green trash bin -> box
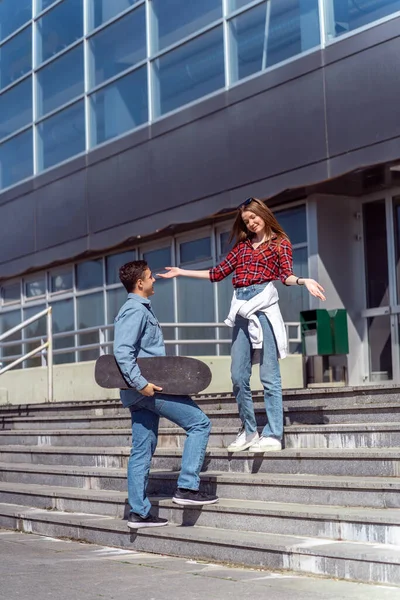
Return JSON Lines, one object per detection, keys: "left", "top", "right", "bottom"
{"left": 300, "top": 309, "right": 349, "bottom": 357}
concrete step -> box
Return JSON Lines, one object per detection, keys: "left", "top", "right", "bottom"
{"left": 2, "top": 482, "right": 400, "bottom": 545}
{"left": 1, "top": 462, "right": 400, "bottom": 508}
{"left": 2, "top": 422, "right": 400, "bottom": 450}
{"left": 1, "top": 445, "right": 400, "bottom": 477}
{"left": 1, "top": 502, "right": 400, "bottom": 585}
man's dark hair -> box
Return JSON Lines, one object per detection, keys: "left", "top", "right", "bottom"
{"left": 119, "top": 260, "right": 149, "bottom": 293}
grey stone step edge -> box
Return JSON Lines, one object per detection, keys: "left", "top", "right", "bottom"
{"left": 1, "top": 503, "right": 400, "bottom": 586}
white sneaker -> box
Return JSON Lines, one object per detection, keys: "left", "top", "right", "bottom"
{"left": 249, "top": 436, "right": 282, "bottom": 453}
{"left": 227, "top": 428, "right": 259, "bottom": 452}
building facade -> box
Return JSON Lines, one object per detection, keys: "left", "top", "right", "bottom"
{"left": 1, "top": 0, "right": 400, "bottom": 387}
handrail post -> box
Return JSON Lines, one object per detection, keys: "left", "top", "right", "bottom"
{"left": 47, "top": 307, "right": 53, "bottom": 403}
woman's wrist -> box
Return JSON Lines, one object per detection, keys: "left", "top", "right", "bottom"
{"left": 296, "top": 277, "right": 306, "bottom": 286}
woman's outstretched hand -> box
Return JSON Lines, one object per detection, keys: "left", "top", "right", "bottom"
{"left": 304, "top": 279, "right": 326, "bottom": 301}
{"left": 158, "top": 267, "right": 181, "bottom": 279}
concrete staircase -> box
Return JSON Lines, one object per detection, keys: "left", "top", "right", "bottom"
{"left": 1, "top": 385, "right": 400, "bottom": 585}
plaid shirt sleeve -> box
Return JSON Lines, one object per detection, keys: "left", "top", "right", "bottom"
{"left": 209, "top": 246, "right": 239, "bottom": 282}
{"left": 278, "top": 238, "right": 293, "bottom": 283}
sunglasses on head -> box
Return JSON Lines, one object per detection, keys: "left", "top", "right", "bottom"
{"left": 237, "top": 197, "right": 254, "bottom": 210}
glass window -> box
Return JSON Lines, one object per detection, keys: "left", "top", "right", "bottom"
{"left": 0, "top": 77, "right": 32, "bottom": 141}
{"left": 177, "top": 278, "right": 216, "bottom": 355}
{"left": 151, "top": 0, "right": 222, "bottom": 53}
{"left": 25, "top": 276, "right": 46, "bottom": 299}
{"left": 0, "top": 309, "right": 22, "bottom": 368}
{"left": 2, "top": 282, "right": 21, "bottom": 304}
{"left": 368, "top": 315, "right": 392, "bottom": 381}
{"left": 107, "top": 287, "right": 127, "bottom": 323}
{"left": 329, "top": 0, "right": 400, "bottom": 39}
{"left": 51, "top": 298, "right": 75, "bottom": 364}
{"left": 142, "top": 247, "right": 172, "bottom": 272}
{"left": 37, "top": 0, "right": 83, "bottom": 65}
{"left": 219, "top": 231, "right": 234, "bottom": 256}
{"left": 363, "top": 200, "right": 389, "bottom": 309}
{"left": 0, "top": 128, "right": 33, "bottom": 190}
{"left": 88, "top": 0, "right": 141, "bottom": 30}
{"left": 275, "top": 205, "right": 307, "bottom": 245}
{"left": 76, "top": 260, "right": 103, "bottom": 290}
{"left": 37, "top": 100, "right": 85, "bottom": 171}
{"left": 0, "top": 0, "right": 31, "bottom": 43}
{"left": 50, "top": 269, "right": 73, "bottom": 293}
{"left": 229, "top": 0, "right": 254, "bottom": 11}
{"left": 230, "top": 0, "right": 320, "bottom": 83}
{"left": 180, "top": 237, "right": 212, "bottom": 264}
{"left": 76, "top": 292, "right": 105, "bottom": 361}
{"left": 37, "top": 1, "right": 59, "bottom": 14}
{"left": 23, "top": 303, "right": 47, "bottom": 368}
{"left": 106, "top": 251, "right": 134, "bottom": 285}
{"left": 154, "top": 26, "right": 224, "bottom": 116}
{"left": 90, "top": 67, "right": 148, "bottom": 146}
{"left": 37, "top": 45, "right": 84, "bottom": 118}
{"left": 89, "top": 7, "right": 146, "bottom": 89}
{"left": 0, "top": 26, "right": 32, "bottom": 90}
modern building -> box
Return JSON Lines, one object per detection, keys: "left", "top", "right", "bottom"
{"left": 1, "top": 0, "right": 400, "bottom": 393}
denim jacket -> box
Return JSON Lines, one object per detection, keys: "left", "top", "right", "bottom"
{"left": 114, "top": 293, "right": 165, "bottom": 407}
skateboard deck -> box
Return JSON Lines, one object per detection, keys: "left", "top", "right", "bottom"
{"left": 94, "top": 354, "right": 212, "bottom": 395}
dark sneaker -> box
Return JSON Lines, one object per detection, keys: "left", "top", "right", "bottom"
{"left": 127, "top": 513, "right": 169, "bottom": 529}
{"left": 172, "top": 489, "right": 219, "bottom": 506}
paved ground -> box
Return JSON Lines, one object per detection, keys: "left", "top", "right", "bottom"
{"left": 1, "top": 530, "right": 400, "bottom": 600}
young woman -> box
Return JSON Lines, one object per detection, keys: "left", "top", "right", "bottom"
{"left": 159, "top": 198, "right": 325, "bottom": 453}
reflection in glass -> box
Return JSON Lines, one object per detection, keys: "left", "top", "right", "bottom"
{"left": 52, "top": 298, "right": 75, "bottom": 364}
{"left": 90, "top": 67, "right": 148, "bottom": 146}
{"left": 89, "top": 7, "right": 146, "bottom": 88}
{"left": 106, "top": 287, "right": 127, "bottom": 344}
{"left": 154, "top": 26, "right": 224, "bottom": 116}
{"left": 76, "top": 260, "right": 103, "bottom": 291}
{"left": 77, "top": 292, "right": 105, "bottom": 361}
{"left": 37, "top": 1, "right": 59, "bottom": 14}
{"left": 23, "top": 304, "right": 46, "bottom": 368}
{"left": 25, "top": 277, "right": 46, "bottom": 298}
{"left": 142, "top": 247, "right": 172, "bottom": 272}
{"left": 37, "top": 45, "right": 84, "bottom": 117}
{"left": 0, "top": 309, "right": 22, "bottom": 367}
{"left": 0, "top": 27, "right": 32, "bottom": 90}
{"left": 368, "top": 315, "right": 392, "bottom": 381}
{"left": 106, "top": 252, "right": 134, "bottom": 285}
{"left": 0, "top": 0, "right": 31, "bottom": 43}
{"left": 177, "top": 278, "right": 215, "bottom": 355}
{"left": 329, "top": 0, "right": 400, "bottom": 39}
{"left": 180, "top": 238, "right": 212, "bottom": 264}
{"left": 37, "top": 0, "right": 83, "bottom": 65}
{"left": 0, "top": 77, "right": 32, "bottom": 141}
{"left": 88, "top": 0, "right": 141, "bottom": 31}
{"left": 363, "top": 200, "right": 389, "bottom": 309}
{"left": 152, "top": 0, "right": 221, "bottom": 52}
{"left": 0, "top": 128, "right": 33, "bottom": 190}
{"left": 276, "top": 205, "right": 307, "bottom": 245}
{"left": 37, "top": 101, "right": 85, "bottom": 170}
{"left": 230, "top": 0, "right": 320, "bottom": 83}
{"left": 50, "top": 270, "right": 73, "bottom": 293}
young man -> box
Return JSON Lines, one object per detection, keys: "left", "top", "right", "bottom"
{"left": 114, "top": 260, "right": 218, "bottom": 529}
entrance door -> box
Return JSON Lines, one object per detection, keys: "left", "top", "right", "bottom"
{"left": 361, "top": 196, "right": 400, "bottom": 382}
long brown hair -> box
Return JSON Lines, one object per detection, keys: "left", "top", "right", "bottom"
{"left": 230, "top": 198, "right": 289, "bottom": 246}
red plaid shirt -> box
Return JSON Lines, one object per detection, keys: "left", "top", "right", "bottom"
{"left": 209, "top": 237, "right": 293, "bottom": 288}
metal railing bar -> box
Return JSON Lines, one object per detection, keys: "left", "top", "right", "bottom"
{"left": 0, "top": 308, "right": 50, "bottom": 341}
{"left": 0, "top": 342, "right": 49, "bottom": 374}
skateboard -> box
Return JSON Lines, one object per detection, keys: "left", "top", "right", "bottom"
{"left": 94, "top": 354, "right": 212, "bottom": 395}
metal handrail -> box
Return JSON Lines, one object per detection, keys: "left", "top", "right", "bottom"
{"left": 0, "top": 307, "right": 53, "bottom": 402}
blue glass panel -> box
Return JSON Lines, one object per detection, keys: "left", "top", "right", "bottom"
{"left": 142, "top": 247, "right": 172, "bottom": 272}
{"left": 37, "top": 1, "right": 59, "bottom": 14}
{"left": 106, "top": 251, "right": 135, "bottom": 285}
{"left": 229, "top": 0, "right": 253, "bottom": 11}
{"left": 76, "top": 260, "right": 103, "bottom": 291}
{"left": 0, "top": 27, "right": 32, "bottom": 90}
{"left": 231, "top": 0, "right": 320, "bottom": 83}
{"left": 180, "top": 238, "right": 212, "bottom": 264}
{"left": 275, "top": 205, "right": 307, "bottom": 245}
{"left": 155, "top": 26, "right": 224, "bottom": 116}
{"left": 152, "top": 0, "right": 221, "bottom": 52}
{"left": 88, "top": 0, "right": 141, "bottom": 30}
{"left": 89, "top": 7, "right": 146, "bottom": 88}
{"left": 37, "top": 0, "right": 83, "bottom": 65}
{"left": 91, "top": 67, "right": 148, "bottom": 146}
{"left": 330, "top": 0, "right": 400, "bottom": 37}
{"left": 0, "top": 128, "right": 33, "bottom": 189}
{"left": 38, "top": 101, "right": 85, "bottom": 170}
{"left": 37, "top": 45, "right": 84, "bottom": 117}
{"left": 0, "top": 77, "right": 32, "bottom": 140}
{"left": 0, "top": 0, "right": 31, "bottom": 43}
{"left": 51, "top": 298, "right": 75, "bottom": 365}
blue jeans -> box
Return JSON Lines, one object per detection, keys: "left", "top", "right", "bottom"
{"left": 128, "top": 394, "right": 211, "bottom": 517}
{"left": 231, "top": 284, "right": 283, "bottom": 440}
